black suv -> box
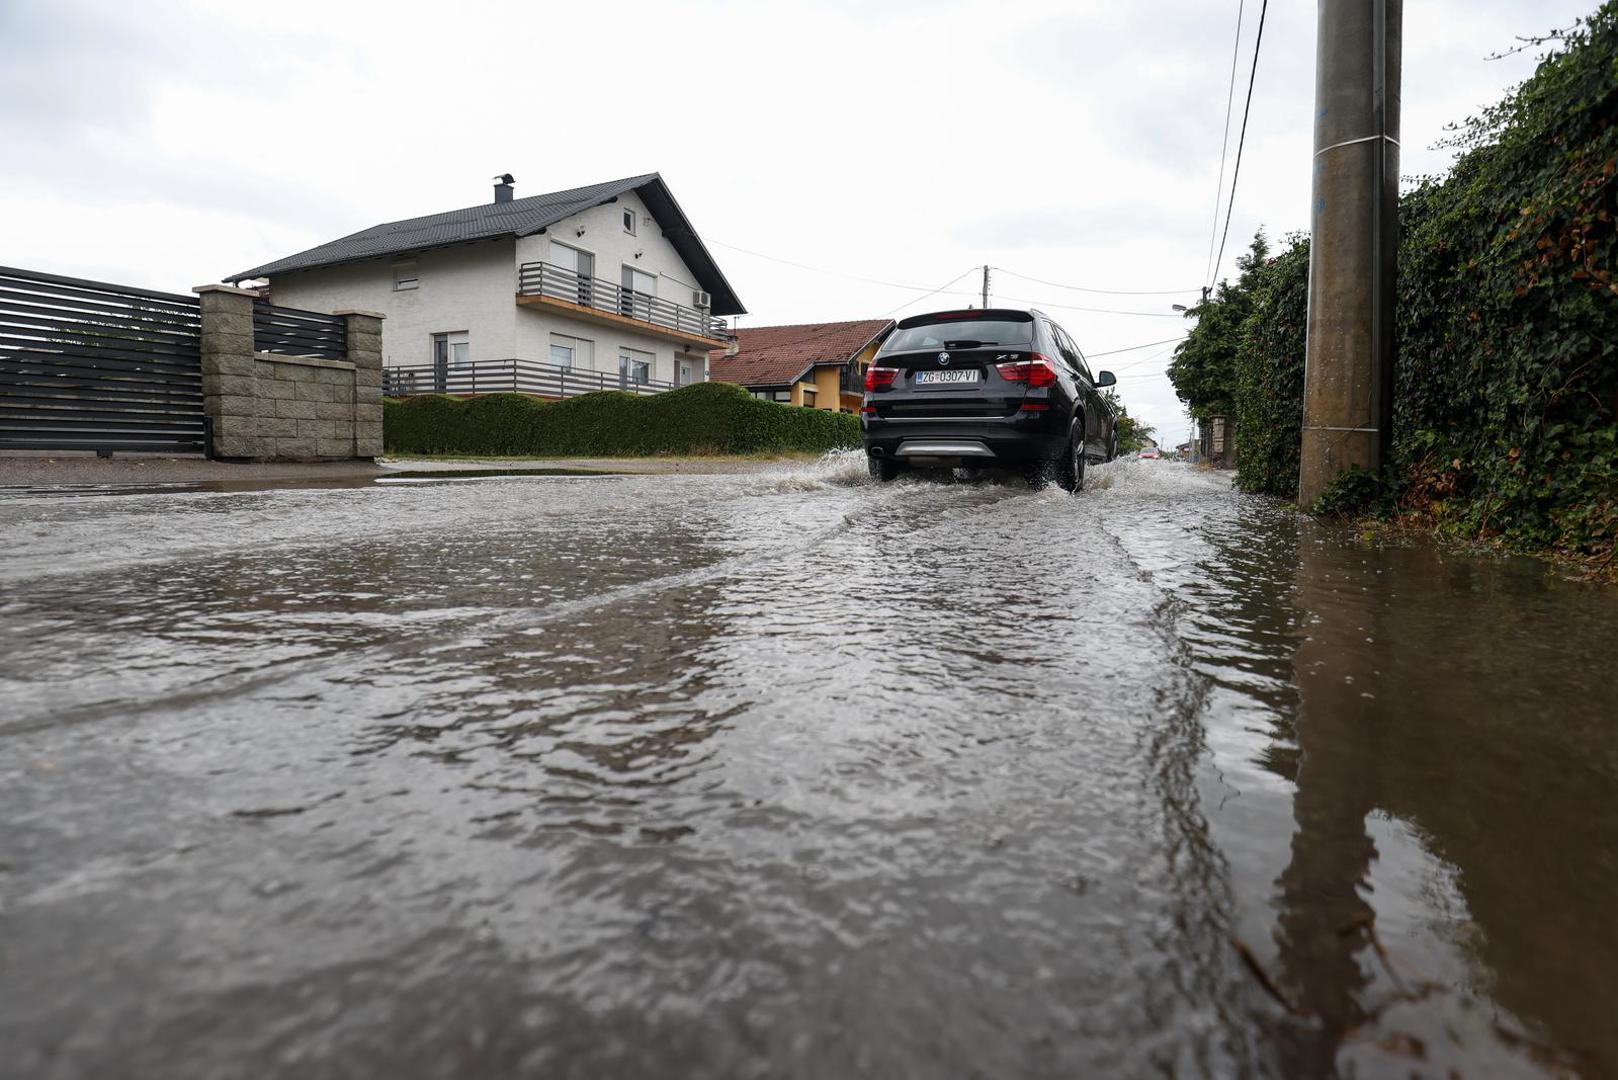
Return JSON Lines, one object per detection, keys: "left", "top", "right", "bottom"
{"left": 861, "top": 309, "right": 1117, "bottom": 490}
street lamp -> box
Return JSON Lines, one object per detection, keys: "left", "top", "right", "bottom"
{"left": 1171, "top": 304, "right": 1189, "bottom": 312}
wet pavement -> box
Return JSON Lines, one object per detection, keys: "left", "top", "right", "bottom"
{"left": 1, "top": 456, "right": 1614, "bottom": 1079}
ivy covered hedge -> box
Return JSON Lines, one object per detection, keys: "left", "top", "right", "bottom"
{"left": 384, "top": 381, "right": 861, "bottom": 457}
{"left": 1176, "top": 5, "right": 1617, "bottom": 564}
{"left": 1389, "top": 6, "right": 1617, "bottom": 559}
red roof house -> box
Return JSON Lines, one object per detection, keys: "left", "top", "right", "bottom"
{"left": 709, "top": 319, "right": 893, "bottom": 412}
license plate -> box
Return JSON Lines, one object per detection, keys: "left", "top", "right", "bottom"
{"left": 914, "top": 369, "right": 979, "bottom": 386}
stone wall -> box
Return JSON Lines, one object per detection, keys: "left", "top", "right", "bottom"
{"left": 195, "top": 285, "right": 382, "bottom": 461}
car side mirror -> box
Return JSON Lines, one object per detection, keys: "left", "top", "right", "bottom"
{"left": 1095, "top": 370, "right": 1117, "bottom": 387}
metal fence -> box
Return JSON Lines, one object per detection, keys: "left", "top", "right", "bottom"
{"left": 382, "top": 357, "right": 679, "bottom": 399}
{"left": 0, "top": 265, "right": 207, "bottom": 454}
{"left": 253, "top": 299, "right": 347, "bottom": 360}
{"left": 517, "top": 261, "right": 732, "bottom": 341}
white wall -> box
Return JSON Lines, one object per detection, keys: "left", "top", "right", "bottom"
{"left": 264, "top": 189, "right": 714, "bottom": 385}
{"left": 267, "top": 239, "right": 520, "bottom": 368}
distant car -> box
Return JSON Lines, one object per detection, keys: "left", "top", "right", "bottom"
{"left": 1137, "top": 447, "right": 1161, "bottom": 460}
{"left": 861, "top": 308, "right": 1117, "bottom": 491}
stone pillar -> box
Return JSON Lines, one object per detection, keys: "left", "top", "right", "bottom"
{"left": 336, "top": 310, "right": 385, "bottom": 459}
{"left": 195, "top": 284, "right": 262, "bottom": 460}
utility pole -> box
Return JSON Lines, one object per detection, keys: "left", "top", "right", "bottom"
{"left": 1298, "top": 0, "right": 1402, "bottom": 506}
{"left": 981, "top": 265, "right": 990, "bottom": 309}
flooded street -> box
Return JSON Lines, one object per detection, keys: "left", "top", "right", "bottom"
{"left": 2, "top": 457, "right": 1615, "bottom": 1079}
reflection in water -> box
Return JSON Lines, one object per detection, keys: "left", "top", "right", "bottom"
{"left": 1274, "top": 527, "right": 1615, "bottom": 1076}
{"left": 1279, "top": 534, "right": 1389, "bottom": 1061}
{"left": 0, "top": 460, "right": 1615, "bottom": 1078}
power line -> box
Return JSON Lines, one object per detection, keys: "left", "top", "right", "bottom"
{"left": 879, "top": 268, "right": 983, "bottom": 319}
{"left": 1085, "top": 335, "right": 1190, "bottom": 358}
{"left": 992, "top": 267, "right": 1201, "bottom": 297}
{"left": 991, "top": 292, "right": 1184, "bottom": 317}
{"left": 1205, "top": 0, "right": 1246, "bottom": 285}
{"left": 1108, "top": 341, "right": 1183, "bottom": 375}
{"left": 710, "top": 240, "right": 958, "bottom": 294}
{"left": 1209, "top": 0, "right": 1270, "bottom": 289}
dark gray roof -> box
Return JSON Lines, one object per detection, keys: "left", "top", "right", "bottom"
{"left": 229, "top": 172, "right": 745, "bottom": 316}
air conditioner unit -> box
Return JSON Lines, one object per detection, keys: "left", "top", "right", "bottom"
{"left": 692, "top": 289, "right": 712, "bottom": 309}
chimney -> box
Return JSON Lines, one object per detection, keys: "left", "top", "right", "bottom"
{"left": 493, "top": 173, "right": 515, "bottom": 203}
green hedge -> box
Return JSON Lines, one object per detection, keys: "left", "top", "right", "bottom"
{"left": 1232, "top": 237, "right": 1310, "bottom": 498}
{"left": 384, "top": 381, "right": 861, "bottom": 457}
{"left": 1387, "top": 5, "right": 1617, "bottom": 558}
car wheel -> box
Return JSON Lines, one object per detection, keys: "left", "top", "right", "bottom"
{"left": 1054, "top": 424, "right": 1085, "bottom": 493}
{"left": 868, "top": 455, "right": 904, "bottom": 483}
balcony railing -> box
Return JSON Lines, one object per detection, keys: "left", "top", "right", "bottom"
{"left": 382, "top": 357, "right": 678, "bottom": 399}
{"left": 518, "top": 261, "right": 732, "bottom": 341}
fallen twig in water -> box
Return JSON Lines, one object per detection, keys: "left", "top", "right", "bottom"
{"left": 1230, "top": 935, "right": 1298, "bottom": 1015}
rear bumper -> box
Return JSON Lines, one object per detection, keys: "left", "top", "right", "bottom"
{"left": 862, "top": 414, "right": 1066, "bottom": 466}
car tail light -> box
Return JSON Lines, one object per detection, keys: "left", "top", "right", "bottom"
{"left": 864, "top": 366, "right": 900, "bottom": 391}
{"left": 859, "top": 405, "right": 877, "bottom": 415}
{"left": 1020, "top": 402, "right": 1049, "bottom": 412}
{"left": 996, "top": 355, "right": 1059, "bottom": 388}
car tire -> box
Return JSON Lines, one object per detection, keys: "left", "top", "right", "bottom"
{"left": 1054, "top": 423, "right": 1085, "bottom": 493}
{"left": 868, "top": 455, "right": 904, "bottom": 483}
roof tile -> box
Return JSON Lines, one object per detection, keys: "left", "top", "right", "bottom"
{"left": 709, "top": 319, "right": 893, "bottom": 387}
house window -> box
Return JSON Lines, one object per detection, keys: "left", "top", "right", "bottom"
{"left": 622, "top": 208, "right": 636, "bottom": 235}
{"left": 394, "top": 261, "right": 419, "bottom": 291}
{"left": 619, "top": 266, "right": 656, "bottom": 320}
{"left": 550, "top": 333, "right": 593, "bottom": 371}
{"left": 771, "top": 390, "right": 791, "bottom": 402}
{"left": 619, "top": 347, "right": 654, "bottom": 386}
{"left": 550, "top": 241, "right": 595, "bottom": 306}
{"left": 431, "top": 331, "right": 469, "bottom": 388}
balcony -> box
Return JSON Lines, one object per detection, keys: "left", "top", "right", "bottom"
{"left": 517, "top": 261, "right": 733, "bottom": 347}
{"left": 383, "top": 357, "right": 677, "bottom": 399}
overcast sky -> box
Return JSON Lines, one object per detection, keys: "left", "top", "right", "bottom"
{"left": 0, "top": 0, "right": 1591, "bottom": 443}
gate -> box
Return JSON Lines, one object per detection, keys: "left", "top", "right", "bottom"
{"left": 0, "top": 265, "right": 207, "bottom": 454}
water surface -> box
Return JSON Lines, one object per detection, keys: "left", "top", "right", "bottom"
{"left": 2, "top": 457, "right": 1613, "bottom": 1078}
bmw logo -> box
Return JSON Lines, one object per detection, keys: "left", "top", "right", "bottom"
{"left": 938, "top": 351, "right": 951, "bottom": 366}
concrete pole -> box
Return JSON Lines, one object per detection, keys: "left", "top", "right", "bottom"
{"left": 1298, "top": 0, "right": 1402, "bottom": 506}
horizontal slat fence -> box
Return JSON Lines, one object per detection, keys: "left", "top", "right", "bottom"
{"left": 253, "top": 299, "right": 347, "bottom": 360}
{"left": 382, "top": 358, "right": 677, "bottom": 399}
{"left": 0, "top": 265, "right": 206, "bottom": 453}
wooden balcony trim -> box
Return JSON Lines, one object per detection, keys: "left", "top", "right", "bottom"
{"left": 515, "top": 292, "right": 729, "bottom": 349}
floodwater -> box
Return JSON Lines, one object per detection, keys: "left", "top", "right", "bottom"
{"left": 1, "top": 457, "right": 1614, "bottom": 1079}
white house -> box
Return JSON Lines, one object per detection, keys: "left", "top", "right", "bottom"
{"left": 229, "top": 173, "right": 745, "bottom": 395}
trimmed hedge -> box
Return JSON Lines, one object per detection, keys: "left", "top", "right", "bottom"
{"left": 384, "top": 381, "right": 861, "bottom": 457}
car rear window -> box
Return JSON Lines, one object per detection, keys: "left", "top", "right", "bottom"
{"left": 882, "top": 318, "right": 1034, "bottom": 353}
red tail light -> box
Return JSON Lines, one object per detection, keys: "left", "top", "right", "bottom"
{"left": 864, "top": 366, "right": 900, "bottom": 391}
{"left": 996, "top": 355, "right": 1059, "bottom": 388}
